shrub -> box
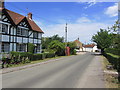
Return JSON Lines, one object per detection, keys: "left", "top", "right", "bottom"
{"left": 33, "top": 53, "right": 43, "bottom": 60}
{"left": 105, "top": 48, "right": 120, "bottom": 55}
{"left": 48, "top": 40, "right": 65, "bottom": 56}
{"left": 28, "top": 43, "right": 35, "bottom": 53}
{"left": 45, "top": 52, "right": 55, "bottom": 58}
{"left": 72, "top": 49, "right": 77, "bottom": 55}
{"left": 67, "top": 42, "right": 76, "bottom": 55}
{"left": 104, "top": 53, "right": 119, "bottom": 70}
{"left": 10, "top": 51, "right": 32, "bottom": 64}
{"left": 2, "top": 51, "right": 57, "bottom": 68}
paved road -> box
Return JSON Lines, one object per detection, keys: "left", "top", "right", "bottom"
{"left": 2, "top": 52, "right": 105, "bottom": 88}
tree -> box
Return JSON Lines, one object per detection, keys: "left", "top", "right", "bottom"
{"left": 51, "top": 34, "right": 64, "bottom": 43}
{"left": 67, "top": 42, "right": 76, "bottom": 55}
{"left": 92, "top": 29, "right": 113, "bottom": 54}
{"left": 48, "top": 40, "right": 65, "bottom": 56}
{"left": 108, "top": 20, "right": 119, "bottom": 32}
{"left": 42, "top": 35, "right": 64, "bottom": 49}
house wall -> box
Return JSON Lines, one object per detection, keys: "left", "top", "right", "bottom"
{"left": 0, "top": 12, "right": 42, "bottom": 55}
{"left": 83, "top": 47, "right": 93, "bottom": 52}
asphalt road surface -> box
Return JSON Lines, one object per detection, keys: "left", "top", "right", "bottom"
{"left": 2, "top": 52, "right": 105, "bottom": 88}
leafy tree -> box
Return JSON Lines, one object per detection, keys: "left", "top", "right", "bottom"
{"left": 48, "top": 40, "right": 65, "bottom": 56}
{"left": 42, "top": 37, "right": 51, "bottom": 49}
{"left": 51, "top": 34, "right": 64, "bottom": 42}
{"left": 42, "top": 34, "right": 64, "bottom": 49}
{"left": 67, "top": 42, "right": 76, "bottom": 55}
{"left": 92, "top": 29, "right": 113, "bottom": 54}
{"left": 108, "top": 20, "right": 119, "bottom": 32}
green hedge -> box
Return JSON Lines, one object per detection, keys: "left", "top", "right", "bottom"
{"left": 105, "top": 48, "right": 120, "bottom": 55}
{"left": 104, "top": 53, "right": 119, "bottom": 70}
{"left": 2, "top": 51, "right": 56, "bottom": 68}
{"left": 45, "top": 52, "right": 55, "bottom": 58}
{"left": 32, "top": 53, "right": 43, "bottom": 61}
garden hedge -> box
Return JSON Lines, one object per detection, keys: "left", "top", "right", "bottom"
{"left": 2, "top": 51, "right": 56, "bottom": 68}
{"left": 104, "top": 53, "right": 119, "bottom": 70}
{"left": 105, "top": 48, "right": 120, "bottom": 55}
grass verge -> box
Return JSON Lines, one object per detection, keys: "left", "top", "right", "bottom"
{"left": 102, "top": 56, "right": 119, "bottom": 88}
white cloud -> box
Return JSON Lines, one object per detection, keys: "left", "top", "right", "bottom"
{"left": 105, "top": 3, "right": 118, "bottom": 17}
{"left": 76, "top": 17, "right": 91, "bottom": 23}
{"left": 84, "top": 0, "right": 97, "bottom": 9}
{"left": 41, "top": 17, "right": 112, "bottom": 43}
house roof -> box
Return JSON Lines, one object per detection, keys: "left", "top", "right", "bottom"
{"left": 83, "top": 44, "right": 95, "bottom": 48}
{"left": 74, "top": 40, "right": 82, "bottom": 44}
{"left": 26, "top": 17, "right": 43, "bottom": 33}
{"left": 5, "top": 9, "right": 25, "bottom": 25}
{"left": 0, "top": 8, "right": 44, "bottom": 33}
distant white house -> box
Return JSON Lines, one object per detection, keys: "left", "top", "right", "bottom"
{"left": 83, "top": 44, "right": 100, "bottom": 52}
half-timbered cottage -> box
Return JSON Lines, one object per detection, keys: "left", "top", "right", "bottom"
{"left": 0, "top": 1, "right": 44, "bottom": 57}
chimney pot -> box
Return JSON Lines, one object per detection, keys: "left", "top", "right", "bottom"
{"left": 0, "top": 0, "right": 4, "bottom": 8}
{"left": 28, "top": 13, "right": 32, "bottom": 20}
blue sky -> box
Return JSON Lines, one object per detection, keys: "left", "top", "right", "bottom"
{"left": 5, "top": 2, "right": 118, "bottom": 44}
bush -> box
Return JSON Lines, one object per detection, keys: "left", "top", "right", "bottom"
{"left": 105, "top": 48, "right": 120, "bottom": 55}
{"left": 72, "top": 49, "right": 77, "bottom": 55}
{"left": 32, "top": 52, "right": 55, "bottom": 60}
{"left": 46, "top": 52, "right": 55, "bottom": 58}
{"left": 2, "top": 51, "right": 56, "bottom": 68}
{"left": 11, "top": 51, "right": 33, "bottom": 60}
{"left": 104, "top": 53, "right": 119, "bottom": 70}
{"left": 67, "top": 42, "right": 76, "bottom": 55}
{"left": 33, "top": 53, "right": 43, "bottom": 60}
{"left": 10, "top": 51, "right": 32, "bottom": 64}
{"left": 28, "top": 43, "right": 35, "bottom": 53}
{"left": 48, "top": 40, "right": 65, "bottom": 56}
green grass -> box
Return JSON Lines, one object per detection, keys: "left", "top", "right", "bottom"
{"left": 107, "top": 53, "right": 120, "bottom": 58}
{"left": 102, "top": 56, "right": 119, "bottom": 88}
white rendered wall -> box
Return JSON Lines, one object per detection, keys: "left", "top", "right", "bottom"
{"left": 83, "top": 47, "right": 93, "bottom": 52}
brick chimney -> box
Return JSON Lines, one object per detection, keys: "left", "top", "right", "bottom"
{"left": 0, "top": 0, "right": 4, "bottom": 8}
{"left": 28, "top": 13, "right": 32, "bottom": 20}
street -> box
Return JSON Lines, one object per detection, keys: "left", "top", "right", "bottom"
{"left": 2, "top": 52, "right": 105, "bottom": 88}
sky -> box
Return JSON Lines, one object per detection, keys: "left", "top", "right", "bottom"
{"left": 5, "top": 1, "right": 118, "bottom": 44}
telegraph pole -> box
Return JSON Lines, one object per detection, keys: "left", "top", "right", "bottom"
{"left": 65, "top": 23, "right": 67, "bottom": 56}
{"left": 65, "top": 23, "right": 67, "bottom": 47}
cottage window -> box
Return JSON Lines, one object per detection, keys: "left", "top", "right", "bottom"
{"left": 2, "top": 43, "right": 10, "bottom": 52}
{"left": 17, "top": 28, "right": 28, "bottom": 37}
{"left": 17, "top": 43, "right": 26, "bottom": 52}
{"left": 2, "top": 24, "right": 8, "bottom": 34}
{"left": 33, "top": 32, "right": 38, "bottom": 39}
{"left": 21, "top": 29, "right": 28, "bottom": 37}
{"left": 17, "top": 27, "right": 21, "bottom": 35}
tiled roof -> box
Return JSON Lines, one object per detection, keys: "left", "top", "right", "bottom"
{"left": 0, "top": 8, "right": 44, "bottom": 33}
{"left": 5, "top": 9, "right": 25, "bottom": 25}
{"left": 83, "top": 44, "right": 95, "bottom": 48}
{"left": 74, "top": 40, "right": 82, "bottom": 44}
{"left": 26, "top": 17, "right": 44, "bottom": 33}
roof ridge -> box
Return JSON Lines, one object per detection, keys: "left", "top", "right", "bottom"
{"left": 5, "top": 8, "right": 25, "bottom": 17}
{"left": 2, "top": 8, "right": 44, "bottom": 33}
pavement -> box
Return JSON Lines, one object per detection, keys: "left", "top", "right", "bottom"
{"left": 2, "top": 52, "right": 105, "bottom": 88}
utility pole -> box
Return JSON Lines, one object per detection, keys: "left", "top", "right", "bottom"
{"left": 65, "top": 23, "right": 67, "bottom": 55}
{"left": 65, "top": 23, "right": 67, "bottom": 47}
